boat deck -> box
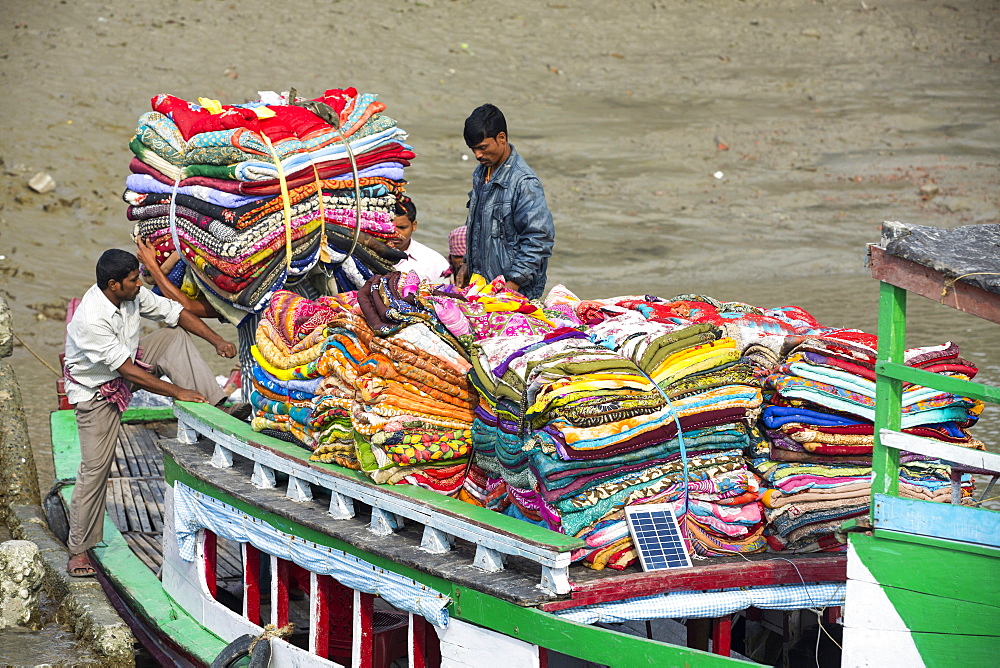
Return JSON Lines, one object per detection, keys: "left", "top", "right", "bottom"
{"left": 107, "top": 418, "right": 846, "bottom": 611}
{"left": 106, "top": 420, "right": 243, "bottom": 583}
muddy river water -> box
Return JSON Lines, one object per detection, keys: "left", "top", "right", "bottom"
{"left": 0, "top": 4, "right": 998, "bottom": 655}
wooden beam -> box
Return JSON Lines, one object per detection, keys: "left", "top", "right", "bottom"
{"left": 243, "top": 543, "right": 261, "bottom": 626}
{"left": 872, "top": 494, "right": 1000, "bottom": 548}
{"left": 711, "top": 615, "right": 732, "bottom": 657}
{"left": 540, "top": 555, "right": 846, "bottom": 612}
{"left": 868, "top": 244, "right": 1000, "bottom": 325}
{"left": 354, "top": 591, "right": 375, "bottom": 668}
{"left": 202, "top": 530, "right": 217, "bottom": 600}
{"left": 273, "top": 555, "right": 289, "bottom": 628}
{"left": 879, "top": 429, "right": 1000, "bottom": 473}
{"left": 311, "top": 573, "right": 332, "bottom": 659}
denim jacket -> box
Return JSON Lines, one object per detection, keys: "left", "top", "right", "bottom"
{"left": 464, "top": 145, "right": 555, "bottom": 300}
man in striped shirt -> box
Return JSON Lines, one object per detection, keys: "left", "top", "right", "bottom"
{"left": 63, "top": 249, "right": 238, "bottom": 577}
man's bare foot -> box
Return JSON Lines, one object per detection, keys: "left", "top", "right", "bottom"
{"left": 67, "top": 552, "right": 96, "bottom": 578}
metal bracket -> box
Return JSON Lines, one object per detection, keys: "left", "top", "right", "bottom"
{"left": 287, "top": 476, "right": 313, "bottom": 502}
{"left": 210, "top": 443, "right": 233, "bottom": 469}
{"left": 328, "top": 492, "right": 355, "bottom": 520}
{"left": 473, "top": 545, "right": 507, "bottom": 573}
{"left": 251, "top": 462, "right": 276, "bottom": 489}
{"left": 420, "top": 526, "right": 454, "bottom": 554}
{"left": 369, "top": 507, "right": 401, "bottom": 536}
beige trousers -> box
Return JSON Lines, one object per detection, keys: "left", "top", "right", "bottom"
{"left": 67, "top": 327, "right": 225, "bottom": 555}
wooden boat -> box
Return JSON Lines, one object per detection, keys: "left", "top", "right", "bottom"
{"left": 49, "top": 400, "right": 846, "bottom": 667}
{"left": 46, "top": 224, "right": 998, "bottom": 667}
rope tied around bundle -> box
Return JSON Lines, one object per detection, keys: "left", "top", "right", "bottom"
{"left": 288, "top": 88, "right": 363, "bottom": 268}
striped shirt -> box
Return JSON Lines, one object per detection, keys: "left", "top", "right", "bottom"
{"left": 64, "top": 284, "right": 182, "bottom": 404}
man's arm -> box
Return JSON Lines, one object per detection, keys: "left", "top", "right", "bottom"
{"left": 115, "top": 358, "right": 208, "bottom": 402}
{"left": 137, "top": 238, "right": 220, "bottom": 319}
{"left": 506, "top": 178, "right": 555, "bottom": 290}
{"left": 177, "top": 309, "right": 237, "bottom": 359}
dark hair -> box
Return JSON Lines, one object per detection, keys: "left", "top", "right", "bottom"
{"left": 393, "top": 195, "right": 416, "bottom": 222}
{"left": 96, "top": 249, "right": 139, "bottom": 289}
{"left": 464, "top": 104, "right": 507, "bottom": 146}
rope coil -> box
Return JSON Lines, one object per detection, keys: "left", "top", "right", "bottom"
{"left": 249, "top": 622, "right": 294, "bottom": 655}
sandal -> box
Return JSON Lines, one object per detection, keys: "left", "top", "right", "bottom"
{"left": 67, "top": 552, "right": 96, "bottom": 578}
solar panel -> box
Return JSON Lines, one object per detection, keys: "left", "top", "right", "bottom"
{"left": 625, "top": 503, "right": 693, "bottom": 571}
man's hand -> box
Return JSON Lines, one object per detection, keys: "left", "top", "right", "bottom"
{"left": 136, "top": 236, "right": 159, "bottom": 268}
{"left": 215, "top": 340, "right": 237, "bottom": 358}
{"left": 175, "top": 389, "right": 208, "bottom": 403}
{"left": 504, "top": 280, "right": 521, "bottom": 294}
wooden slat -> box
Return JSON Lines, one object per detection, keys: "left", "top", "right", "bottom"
{"left": 138, "top": 426, "right": 165, "bottom": 475}
{"left": 541, "top": 554, "right": 847, "bottom": 612}
{"left": 129, "top": 479, "right": 153, "bottom": 534}
{"left": 880, "top": 429, "right": 1000, "bottom": 472}
{"left": 872, "top": 494, "right": 1000, "bottom": 548}
{"left": 112, "top": 433, "right": 128, "bottom": 478}
{"left": 117, "top": 478, "right": 142, "bottom": 533}
{"left": 135, "top": 479, "right": 164, "bottom": 532}
{"left": 120, "top": 427, "right": 144, "bottom": 478}
{"left": 216, "top": 541, "right": 244, "bottom": 580}
{"left": 874, "top": 362, "right": 1000, "bottom": 405}
{"left": 132, "top": 425, "right": 165, "bottom": 476}
{"left": 122, "top": 426, "right": 152, "bottom": 478}
{"left": 107, "top": 478, "right": 128, "bottom": 531}
{"left": 868, "top": 244, "right": 1000, "bottom": 325}
{"left": 144, "top": 473, "right": 167, "bottom": 510}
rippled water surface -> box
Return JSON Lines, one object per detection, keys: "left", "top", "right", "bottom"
{"left": 0, "top": 0, "right": 998, "bottom": 661}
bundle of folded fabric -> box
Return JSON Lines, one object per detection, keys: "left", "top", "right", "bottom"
{"left": 348, "top": 273, "right": 478, "bottom": 495}
{"left": 754, "top": 331, "right": 983, "bottom": 552}
{"left": 248, "top": 291, "right": 357, "bottom": 464}
{"left": 125, "top": 88, "right": 411, "bottom": 322}
{"left": 248, "top": 278, "right": 478, "bottom": 495}
{"left": 451, "top": 280, "right": 769, "bottom": 567}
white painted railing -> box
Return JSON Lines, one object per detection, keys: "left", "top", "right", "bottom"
{"left": 175, "top": 407, "right": 575, "bottom": 595}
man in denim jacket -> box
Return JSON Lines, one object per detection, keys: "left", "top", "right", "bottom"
{"left": 463, "top": 104, "right": 554, "bottom": 300}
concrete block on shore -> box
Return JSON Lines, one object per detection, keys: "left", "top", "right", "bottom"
{"left": 8, "top": 505, "right": 135, "bottom": 666}
{"left": 0, "top": 539, "right": 45, "bottom": 629}
{"left": 0, "top": 297, "right": 11, "bottom": 358}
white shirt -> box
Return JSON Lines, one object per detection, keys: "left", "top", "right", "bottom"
{"left": 394, "top": 239, "right": 450, "bottom": 283}
{"left": 64, "top": 284, "right": 182, "bottom": 403}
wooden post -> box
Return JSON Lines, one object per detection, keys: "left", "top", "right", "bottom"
{"left": 273, "top": 555, "right": 289, "bottom": 628}
{"left": 311, "top": 573, "right": 333, "bottom": 659}
{"left": 202, "top": 530, "right": 217, "bottom": 600}
{"left": 687, "top": 618, "right": 710, "bottom": 651}
{"left": 243, "top": 543, "right": 261, "bottom": 625}
{"left": 711, "top": 615, "right": 731, "bottom": 656}
{"left": 872, "top": 281, "right": 905, "bottom": 503}
{"left": 354, "top": 590, "right": 375, "bottom": 668}
{"left": 409, "top": 612, "right": 427, "bottom": 668}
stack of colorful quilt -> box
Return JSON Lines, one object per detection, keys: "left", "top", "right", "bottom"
{"left": 452, "top": 280, "right": 768, "bottom": 568}
{"left": 755, "top": 331, "right": 984, "bottom": 552}
{"left": 248, "top": 291, "right": 357, "bottom": 463}
{"left": 248, "top": 276, "right": 478, "bottom": 496}
{"left": 125, "top": 88, "right": 411, "bottom": 322}
{"left": 347, "top": 272, "right": 477, "bottom": 495}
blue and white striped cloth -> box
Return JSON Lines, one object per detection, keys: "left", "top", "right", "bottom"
{"left": 173, "top": 481, "right": 451, "bottom": 627}
{"left": 552, "top": 582, "right": 845, "bottom": 624}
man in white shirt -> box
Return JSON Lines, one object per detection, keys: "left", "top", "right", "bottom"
{"left": 389, "top": 196, "right": 450, "bottom": 282}
{"left": 63, "top": 249, "right": 239, "bottom": 577}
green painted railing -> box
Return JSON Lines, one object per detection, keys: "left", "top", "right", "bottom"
{"left": 871, "top": 280, "right": 1000, "bottom": 517}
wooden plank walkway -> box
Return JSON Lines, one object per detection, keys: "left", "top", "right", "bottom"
{"left": 107, "top": 422, "right": 242, "bottom": 580}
